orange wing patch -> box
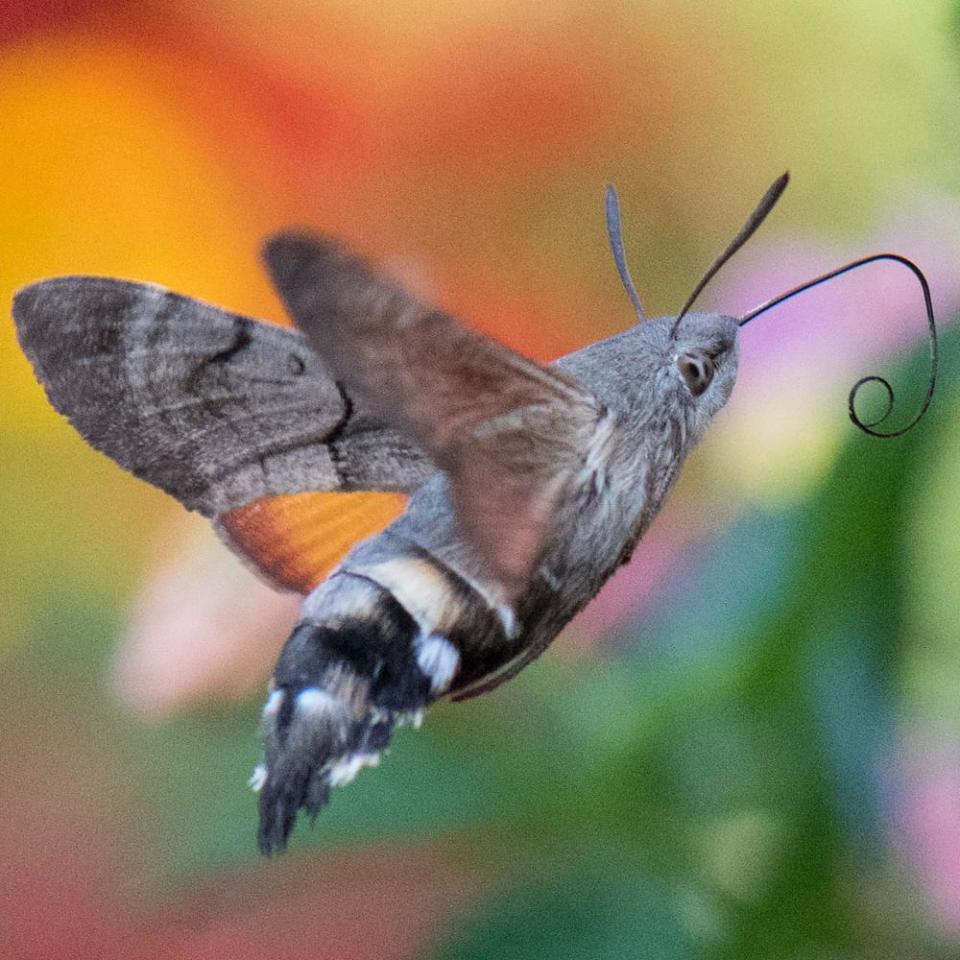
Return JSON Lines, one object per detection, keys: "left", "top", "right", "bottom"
{"left": 218, "top": 491, "right": 407, "bottom": 594}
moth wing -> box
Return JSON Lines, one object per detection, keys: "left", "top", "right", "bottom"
{"left": 263, "top": 233, "right": 605, "bottom": 597}
{"left": 13, "top": 277, "right": 431, "bottom": 591}
{"left": 217, "top": 490, "right": 406, "bottom": 593}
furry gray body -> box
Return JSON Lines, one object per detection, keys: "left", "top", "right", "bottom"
{"left": 332, "top": 315, "right": 739, "bottom": 688}
{"left": 254, "top": 310, "right": 738, "bottom": 850}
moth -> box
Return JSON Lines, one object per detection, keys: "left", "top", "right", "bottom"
{"left": 13, "top": 173, "right": 937, "bottom": 853}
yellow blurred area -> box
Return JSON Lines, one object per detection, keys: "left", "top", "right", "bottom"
{"left": 0, "top": 36, "right": 281, "bottom": 430}
{"left": 705, "top": 388, "right": 843, "bottom": 507}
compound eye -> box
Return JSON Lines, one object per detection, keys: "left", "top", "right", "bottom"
{"left": 677, "top": 351, "right": 715, "bottom": 397}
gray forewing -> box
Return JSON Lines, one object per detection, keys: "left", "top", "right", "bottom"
{"left": 13, "top": 277, "right": 431, "bottom": 517}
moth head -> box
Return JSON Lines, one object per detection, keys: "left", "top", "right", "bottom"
{"left": 604, "top": 181, "right": 760, "bottom": 435}
{"left": 653, "top": 311, "right": 739, "bottom": 444}
{"left": 604, "top": 174, "right": 782, "bottom": 430}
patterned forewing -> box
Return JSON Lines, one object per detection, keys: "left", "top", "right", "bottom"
{"left": 13, "top": 277, "right": 431, "bottom": 519}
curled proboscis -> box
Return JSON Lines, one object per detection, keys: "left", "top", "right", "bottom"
{"left": 739, "top": 253, "right": 938, "bottom": 438}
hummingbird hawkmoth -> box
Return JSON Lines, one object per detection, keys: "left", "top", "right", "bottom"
{"left": 12, "top": 173, "right": 937, "bottom": 853}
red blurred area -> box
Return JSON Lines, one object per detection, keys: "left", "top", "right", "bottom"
{"left": 0, "top": 0, "right": 110, "bottom": 43}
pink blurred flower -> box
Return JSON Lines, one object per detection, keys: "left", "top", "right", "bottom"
{"left": 3, "top": 796, "right": 478, "bottom": 960}
{"left": 112, "top": 513, "right": 299, "bottom": 716}
{"left": 893, "top": 732, "right": 960, "bottom": 938}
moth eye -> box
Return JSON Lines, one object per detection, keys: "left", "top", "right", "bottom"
{"left": 677, "top": 351, "right": 715, "bottom": 397}
{"left": 288, "top": 354, "right": 306, "bottom": 376}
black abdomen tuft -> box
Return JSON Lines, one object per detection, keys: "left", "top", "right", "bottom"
{"left": 255, "top": 573, "right": 452, "bottom": 854}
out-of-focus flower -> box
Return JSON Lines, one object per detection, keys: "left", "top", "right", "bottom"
{"left": 141, "top": 844, "right": 480, "bottom": 960}
{"left": 894, "top": 733, "right": 960, "bottom": 939}
{"left": 112, "top": 513, "right": 300, "bottom": 715}
{"left": 3, "top": 798, "right": 478, "bottom": 960}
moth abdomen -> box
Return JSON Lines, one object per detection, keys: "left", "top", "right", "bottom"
{"left": 254, "top": 572, "right": 462, "bottom": 853}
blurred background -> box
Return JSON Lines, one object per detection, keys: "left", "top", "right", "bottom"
{"left": 3, "top": 1, "right": 960, "bottom": 957}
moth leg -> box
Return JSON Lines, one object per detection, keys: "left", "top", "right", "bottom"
{"left": 253, "top": 574, "right": 460, "bottom": 854}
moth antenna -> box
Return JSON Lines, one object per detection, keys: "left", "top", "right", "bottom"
{"left": 739, "top": 253, "right": 938, "bottom": 438}
{"left": 605, "top": 185, "right": 645, "bottom": 320}
{"left": 671, "top": 172, "right": 790, "bottom": 335}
